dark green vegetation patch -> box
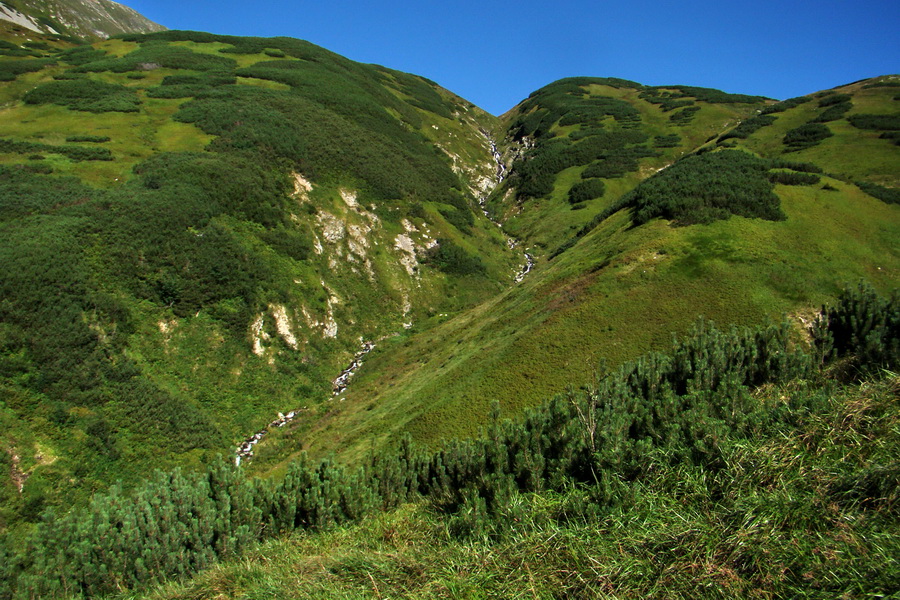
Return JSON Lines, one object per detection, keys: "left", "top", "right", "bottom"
{"left": 424, "top": 238, "right": 486, "bottom": 276}
{"left": 783, "top": 122, "right": 834, "bottom": 150}
{"left": 0, "top": 138, "right": 113, "bottom": 161}
{"left": 626, "top": 150, "right": 785, "bottom": 225}
{"left": 512, "top": 130, "right": 656, "bottom": 199}
{"left": 74, "top": 42, "right": 237, "bottom": 73}
{"left": 856, "top": 181, "right": 900, "bottom": 204}
{"left": 23, "top": 79, "right": 140, "bottom": 112}
{"left": 760, "top": 95, "right": 811, "bottom": 114}
{"left": 718, "top": 115, "right": 777, "bottom": 141}
{"left": 848, "top": 113, "right": 900, "bottom": 131}
{"left": 511, "top": 78, "right": 643, "bottom": 141}
{"left": 0, "top": 58, "right": 54, "bottom": 81}
{"left": 567, "top": 177, "right": 606, "bottom": 205}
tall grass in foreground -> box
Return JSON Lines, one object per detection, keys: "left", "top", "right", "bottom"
{"left": 138, "top": 373, "right": 900, "bottom": 599}
{"left": 1, "top": 283, "right": 897, "bottom": 598}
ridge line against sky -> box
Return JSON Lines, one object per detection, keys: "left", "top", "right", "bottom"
{"left": 124, "top": 0, "right": 898, "bottom": 116}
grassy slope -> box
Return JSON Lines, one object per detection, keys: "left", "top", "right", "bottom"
{"left": 0, "top": 33, "right": 514, "bottom": 530}
{"left": 117, "top": 373, "right": 900, "bottom": 600}
{"left": 254, "top": 77, "right": 898, "bottom": 468}
{"left": 487, "top": 82, "right": 759, "bottom": 254}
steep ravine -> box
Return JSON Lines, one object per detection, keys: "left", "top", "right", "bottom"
{"left": 234, "top": 338, "right": 377, "bottom": 465}
{"left": 478, "top": 130, "right": 534, "bottom": 283}
{"left": 235, "top": 133, "right": 530, "bottom": 465}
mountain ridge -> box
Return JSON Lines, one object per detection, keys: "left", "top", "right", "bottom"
{"left": 0, "top": 0, "right": 164, "bottom": 40}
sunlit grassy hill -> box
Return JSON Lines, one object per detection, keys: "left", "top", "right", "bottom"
{"left": 0, "top": 25, "right": 897, "bottom": 591}
{"left": 252, "top": 75, "right": 898, "bottom": 470}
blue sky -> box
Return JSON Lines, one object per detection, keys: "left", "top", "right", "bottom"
{"left": 126, "top": 0, "right": 899, "bottom": 115}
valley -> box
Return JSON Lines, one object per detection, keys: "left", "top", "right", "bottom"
{"left": 0, "top": 11, "right": 897, "bottom": 598}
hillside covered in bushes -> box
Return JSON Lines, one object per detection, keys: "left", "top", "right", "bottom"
{"left": 0, "top": 22, "right": 898, "bottom": 599}
{"left": 1, "top": 284, "right": 897, "bottom": 598}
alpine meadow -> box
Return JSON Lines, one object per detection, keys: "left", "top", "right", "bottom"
{"left": 0, "top": 2, "right": 898, "bottom": 598}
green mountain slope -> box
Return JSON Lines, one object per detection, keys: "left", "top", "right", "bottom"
{"left": 0, "top": 24, "right": 897, "bottom": 559}
{"left": 259, "top": 74, "right": 899, "bottom": 468}
{"left": 0, "top": 31, "right": 517, "bottom": 530}
{"left": 3, "top": 287, "right": 897, "bottom": 598}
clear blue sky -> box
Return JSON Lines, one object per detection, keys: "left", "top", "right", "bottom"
{"left": 126, "top": 0, "right": 899, "bottom": 116}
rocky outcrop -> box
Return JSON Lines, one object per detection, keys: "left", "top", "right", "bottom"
{"left": 1, "top": 0, "right": 165, "bottom": 39}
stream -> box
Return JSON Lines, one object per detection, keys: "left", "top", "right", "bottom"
{"left": 479, "top": 130, "right": 533, "bottom": 284}
{"left": 234, "top": 338, "right": 377, "bottom": 466}
{"left": 234, "top": 135, "right": 530, "bottom": 465}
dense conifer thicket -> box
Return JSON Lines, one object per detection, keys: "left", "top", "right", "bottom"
{"left": 718, "top": 115, "right": 777, "bottom": 142}
{"left": 760, "top": 95, "right": 811, "bottom": 114}
{"left": 624, "top": 150, "right": 785, "bottom": 225}
{"left": 1, "top": 285, "right": 895, "bottom": 598}
{"left": 0, "top": 138, "right": 113, "bottom": 161}
{"left": 0, "top": 58, "right": 54, "bottom": 81}
{"left": 502, "top": 78, "right": 769, "bottom": 210}
{"left": 424, "top": 238, "right": 486, "bottom": 276}
{"left": 857, "top": 181, "right": 900, "bottom": 204}
{"left": 24, "top": 79, "right": 141, "bottom": 112}
{"left": 549, "top": 150, "right": 820, "bottom": 258}
{"left": 783, "top": 122, "right": 834, "bottom": 150}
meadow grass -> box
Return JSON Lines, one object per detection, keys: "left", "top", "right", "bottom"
{"left": 117, "top": 374, "right": 900, "bottom": 600}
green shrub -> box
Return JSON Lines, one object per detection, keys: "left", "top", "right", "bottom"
{"left": 6, "top": 286, "right": 897, "bottom": 598}
{"left": 812, "top": 101, "right": 852, "bottom": 123}
{"left": 0, "top": 40, "right": 37, "bottom": 57}
{"left": 760, "top": 95, "right": 811, "bottom": 114}
{"left": 57, "top": 45, "right": 108, "bottom": 66}
{"left": 768, "top": 171, "right": 820, "bottom": 185}
{"left": 653, "top": 85, "right": 768, "bottom": 104}
{"left": 0, "top": 58, "right": 53, "bottom": 80}
{"left": 510, "top": 79, "right": 642, "bottom": 141}
{"left": 718, "top": 115, "right": 777, "bottom": 141}
{"left": 767, "top": 159, "right": 823, "bottom": 173}
{"left": 813, "top": 282, "right": 900, "bottom": 370}
{"left": 0, "top": 137, "right": 113, "bottom": 161}
{"left": 425, "top": 238, "right": 486, "bottom": 276}
{"left": 75, "top": 42, "right": 237, "bottom": 73}
{"left": 863, "top": 81, "right": 900, "bottom": 88}
{"left": 669, "top": 105, "right": 700, "bottom": 124}
{"left": 818, "top": 93, "right": 852, "bottom": 107}
{"left": 623, "top": 150, "right": 785, "bottom": 226}
{"left": 65, "top": 135, "right": 110, "bottom": 143}
{"left": 512, "top": 131, "right": 654, "bottom": 199}
{"left": 567, "top": 178, "right": 606, "bottom": 204}
{"left": 855, "top": 181, "right": 900, "bottom": 204}
{"left": 879, "top": 131, "right": 900, "bottom": 145}
{"left": 848, "top": 114, "right": 900, "bottom": 131}
{"left": 653, "top": 134, "right": 680, "bottom": 148}
{"left": 440, "top": 207, "right": 474, "bottom": 233}
{"left": 783, "top": 123, "right": 833, "bottom": 149}
{"left": 24, "top": 79, "right": 140, "bottom": 112}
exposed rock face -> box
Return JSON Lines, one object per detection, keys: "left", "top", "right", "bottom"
{"left": 394, "top": 233, "right": 418, "bottom": 277}
{"left": 317, "top": 211, "right": 346, "bottom": 243}
{"left": 1, "top": 0, "right": 166, "bottom": 39}
{"left": 291, "top": 172, "right": 314, "bottom": 201}
{"left": 271, "top": 304, "right": 298, "bottom": 350}
{"left": 250, "top": 315, "right": 270, "bottom": 356}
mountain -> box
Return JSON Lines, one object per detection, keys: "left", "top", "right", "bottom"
{"left": 258, "top": 73, "right": 900, "bottom": 468}
{"left": 0, "top": 0, "right": 164, "bottom": 40}
{"left": 0, "top": 21, "right": 897, "bottom": 590}
{"left": 0, "top": 29, "right": 520, "bottom": 530}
